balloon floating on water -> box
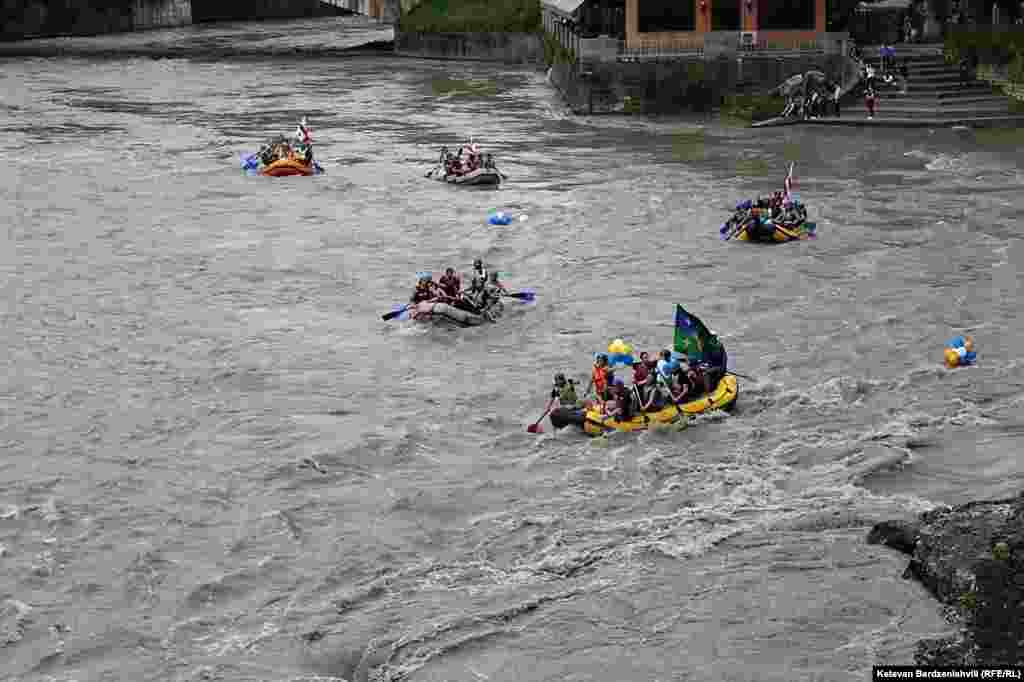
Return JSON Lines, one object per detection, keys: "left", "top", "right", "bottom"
{"left": 944, "top": 335, "right": 976, "bottom": 368}
{"left": 606, "top": 338, "right": 635, "bottom": 367}
{"left": 488, "top": 211, "right": 513, "bottom": 225}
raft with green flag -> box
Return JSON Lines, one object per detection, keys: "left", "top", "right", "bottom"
{"left": 546, "top": 305, "right": 737, "bottom": 435}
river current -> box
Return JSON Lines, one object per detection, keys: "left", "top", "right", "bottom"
{"left": 2, "top": 16, "right": 1023, "bottom": 682}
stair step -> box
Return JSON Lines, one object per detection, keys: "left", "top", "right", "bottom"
{"left": 876, "top": 102, "right": 1011, "bottom": 111}
{"left": 807, "top": 115, "right": 1024, "bottom": 126}
{"left": 906, "top": 82, "right": 993, "bottom": 92}
{"left": 872, "top": 104, "right": 1011, "bottom": 115}
{"left": 908, "top": 64, "right": 967, "bottom": 73}
{"left": 883, "top": 94, "right": 1012, "bottom": 105}
{"left": 907, "top": 73, "right": 971, "bottom": 82}
{"left": 863, "top": 57, "right": 947, "bottom": 67}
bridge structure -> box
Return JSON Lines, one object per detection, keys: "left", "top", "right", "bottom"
{"left": 0, "top": 0, "right": 423, "bottom": 41}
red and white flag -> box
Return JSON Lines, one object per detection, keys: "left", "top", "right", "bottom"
{"left": 783, "top": 162, "right": 795, "bottom": 202}
{"left": 296, "top": 116, "right": 311, "bottom": 144}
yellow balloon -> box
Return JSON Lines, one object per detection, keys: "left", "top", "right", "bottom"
{"left": 944, "top": 347, "right": 960, "bottom": 369}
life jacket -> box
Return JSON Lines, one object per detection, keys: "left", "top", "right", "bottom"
{"left": 592, "top": 366, "right": 608, "bottom": 395}
{"left": 557, "top": 383, "right": 577, "bottom": 405}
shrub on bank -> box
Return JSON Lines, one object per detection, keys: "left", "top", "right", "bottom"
{"left": 400, "top": 0, "right": 542, "bottom": 33}
{"left": 543, "top": 31, "right": 575, "bottom": 65}
{"left": 944, "top": 27, "right": 1024, "bottom": 83}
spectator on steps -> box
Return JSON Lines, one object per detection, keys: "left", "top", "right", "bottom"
{"left": 865, "top": 86, "right": 878, "bottom": 119}
{"left": 959, "top": 56, "right": 971, "bottom": 87}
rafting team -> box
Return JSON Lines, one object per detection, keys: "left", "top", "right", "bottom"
{"left": 549, "top": 347, "right": 727, "bottom": 421}
{"left": 258, "top": 117, "right": 315, "bottom": 167}
{"left": 722, "top": 191, "right": 808, "bottom": 240}
{"left": 440, "top": 144, "right": 496, "bottom": 176}
{"left": 410, "top": 259, "right": 508, "bottom": 313}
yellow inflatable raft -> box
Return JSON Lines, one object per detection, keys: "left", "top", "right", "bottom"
{"left": 549, "top": 373, "right": 738, "bottom": 435}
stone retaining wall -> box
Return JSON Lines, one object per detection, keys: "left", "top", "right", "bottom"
{"left": 394, "top": 30, "right": 545, "bottom": 64}
{"left": 549, "top": 54, "right": 853, "bottom": 115}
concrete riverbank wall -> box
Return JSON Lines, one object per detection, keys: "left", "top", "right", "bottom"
{"left": 0, "top": 0, "right": 356, "bottom": 41}
{"left": 1, "top": 0, "right": 191, "bottom": 40}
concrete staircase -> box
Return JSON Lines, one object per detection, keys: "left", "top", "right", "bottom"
{"left": 814, "top": 51, "right": 1024, "bottom": 126}
{"left": 871, "top": 54, "right": 1013, "bottom": 118}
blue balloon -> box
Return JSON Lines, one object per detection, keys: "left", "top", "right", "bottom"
{"left": 946, "top": 336, "right": 966, "bottom": 349}
{"left": 489, "top": 213, "right": 513, "bottom": 225}
{"left": 607, "top": 352, "right": 635, "bottom": 367}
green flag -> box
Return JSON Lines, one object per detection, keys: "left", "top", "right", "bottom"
{"left": 673, "top": 305, "right": 725, "bottom": 366}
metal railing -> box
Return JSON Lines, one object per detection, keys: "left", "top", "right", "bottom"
{"left": 618, "top": 43, "right": 828, "bottom": 61}
{"left": 618, "top": 46, "right": 704, "bottom": 61}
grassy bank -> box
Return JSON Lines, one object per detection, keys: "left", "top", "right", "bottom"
{"left": 400, "top": 0, "right": 541, "bottom": 33}
{"left": 718, "top": 94, "right": 786, "bottom": 125}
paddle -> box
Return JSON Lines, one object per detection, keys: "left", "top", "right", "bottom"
{"left": 502, "top": 290, "right": 536, "bottom": 302}
{"left": 727, "top": 370, "right": 756, "bottom": 382}
{"left": 527, "top": 398, "right": 555, "bottom": 433}
{"left": 382, "top": 304, "right": 411, "bottom": 321}
{"left": 721, "top": 215, "right": 752, "bottom": 241}
{"left": 632, "top": 385, "right": 650, "bottom": 427}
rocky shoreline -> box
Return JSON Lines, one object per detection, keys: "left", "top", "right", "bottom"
{"left": 868, "top": 490, "right": 1023, "bottom": 665}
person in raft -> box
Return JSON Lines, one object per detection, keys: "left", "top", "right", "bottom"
{"left": 471, "top": 258, "right": 488, "bottom": 283}
{"left": 438, "top": 267, "right": 462, "bottom": 299}
{"left": 482, "top": 271, "right": 508, "bottom": 307}
{"left": 551, "top": 373, "right": 579, "bottom": 408}
{"left": 410, "top": 274, "right": 440, "bottom": 304}
{"left": 584, "top": 354, "right": 611, "bottom": 402}
{"left": 460, "top": 276, "right": 487, "bottom": 312}
{"left": 603, "top": 379, "right": 630, "bottom": 420}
